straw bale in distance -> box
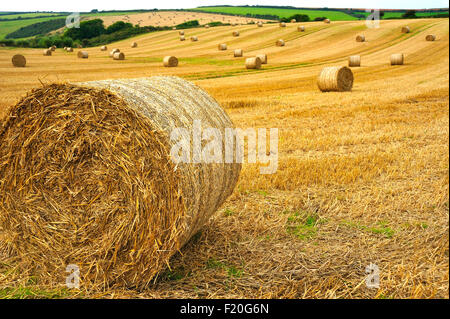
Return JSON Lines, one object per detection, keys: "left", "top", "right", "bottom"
{"left": 426, "top": 34, "right": 436, "bottom": 41}
{"left": 232, "top": 31, "right": 240, "bottom": 37}
{"left": 276, "top": 39, "right": 285, "bottom": 47}
{"left": 180, "top": 36, "right": 186, "bottom": 41}
{"left": 234, "top": 49, "right": 243, "bottom": 57}
{"left": 101, "top": 45, "right": 107, "bottom": 51}
{"left": 324, "top": 19, "right": 331, "bottom": 23}
{"left": 291, "top": 19, "right": 296, "bottom": 23}
{"left": 205, "top": 24, "right": 210, "bottom": 28}
{"left": 66, "top": 47, "right": 73, "bottom": 52}
{"left": 0, "top": 76, "right": 241, "bottom": 289}
{"left": 43, "top": 49, "right": 52, "bottom": 56}
{"left": 279, "top": 22, "right": 286, "bottom": 27}
{"left": 109, "top": 48, "right": 120, "bottom": 57}
{"left": 245, "top": 57, "right": 262, "bottom": 69}
{"left": 317, "top": 66, "right": 354, "bottom": 92}
{"left": 11, "top": 54, "right": 26, "bottom": 67}
{"left": 256, "top": 54, "right": 267, "bottom": 64}
{"left": 191, "top": 36, "right": 198, "bottom": 42}
{"left": 298, "top": 26, "right": 305, "bottom": 32}
{"left": 402, "top": 26, "right": 410, "bottom": 33}
{"left": 113, "top": 52, "right": 125, "bottom": 60}
{"left": 257, "top": 22, "right": 263, "bottom": 27}
{"left": 163, "top": 56, "right": 178, "bottom": 67}
{"left": 356, "top": 35, "right": 365, "bottom": 42}
{"left": 390, "top": 53, "right": 404, "bottom": 65}
{"left": 77, "top": 51, "right": 89, "bottom": 59}
{"left": 131, "top": 42, "right": 138, "bottom": 48}
{"left": 179, "top": 31, "right": 185, "bottom": 35}
{"left": 348, "top": 55, "right": 361, "bottom": 67}
{"left": 218, "top": 43, "right": 227, "bottom": 50}
{"left": 50, "top": 45, "right": 56, "bottom": 51}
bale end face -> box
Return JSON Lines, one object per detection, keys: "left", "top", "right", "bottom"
{"left": 43, "top": 49, "right": 52, "bottom": 56}
{"left": 426, "top": 34, "right": 436, "bottom": 41}
{"left": 113, "top": 52, "right": 125, "bottom": 60}
{"left": 100, "top": 46, "right": 107, "bottom": 51}
{"left": 276, "top": 39, "right": 285, "bottom": 47}
{"left": 256, "top": 54, "right": 267, "bottom": 64}
{"left": 317, "top": 66, "right": 354, "bottom": 92}
{"left": 12, "top": 54, "right": 26, "bottom": 67}
{"left": 401, "top": 26, "right": 411, "bottom": 33}
{"left": 163, "top": 56, "right": 178, "bottom": 67}
{"left": 356, "top": 35, "right": 365, "bottom": 42}
{"left": 131, "top": 42, "right": 138, "bottom": 48}
{"left": 77, "top": 51, "right": 89, "bottom": 59}
{"left": 218, "top": 44, "right": 227, "bottom": 51}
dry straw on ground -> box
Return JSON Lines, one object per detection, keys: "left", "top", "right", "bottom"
{"left": 77, "top": 51, "right": 89, "bottom": 59}
{"left": 426, "top": 34, "right": 436, "bottom": 41}
{"left": 163, "top": 56, "right": 178, "bottom": 67}
{"left": 0, "top": 76, "right": 241, "bottom": 289}
{"left": 356, "top": 35, "right": 366, "bottom": 42}
{"left": 276, "top": 39, "right": 285, "bottom": 47}
{"left": 43, "top": 49, "right": 52, "bottom": 56}
{"left": 101, "top": 45, "right": 107, "bottom": 51}
{"left": 245, "top": 57, "right": 262, "bottom": 69}
{"left": 113, "top": 52, "right": 125, "bottom": 60}
{"left": 11, "top": 54, "right": 26, "bottom": 67}
{"left": 317, "top": 66, "right": 354, "bottom": 92}
{"left": 348, "top": 55, "right": 361, "bottom": 67}
{"left": 391, "top": 53, "right": 404, "bottom": 65}
{"left": 234, "top": 49, "right": 243, "bottom": 57}
{"left": 218, "top": 43, "right": 227, "bottom": 51}
{"left": 109, "top": 48, "right": 120, "bottom": 57}
{"left": 256, "top": 54, "right": 267, "bottom": 64}
{"left": 402, "top": 26, "right": 411, "bottom": 33}
{"left": 298, "top": 26, "right": 305, "bottom": 32}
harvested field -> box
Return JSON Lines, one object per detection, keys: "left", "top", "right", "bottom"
{"left": 0, "top": 18, "right": 448, "bottom": 299}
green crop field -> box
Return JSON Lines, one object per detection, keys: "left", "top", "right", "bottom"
{"left": 0, "top": 16, "right": 65, "bottom": 39}
{"left": 353, "top": 10, "right": 449, "bottom": 18}
{"left": 0, "top": 13, "right": 63, "bottom": 20}
{"left": 193, "top": 6, "right": 358, "bottom": 20}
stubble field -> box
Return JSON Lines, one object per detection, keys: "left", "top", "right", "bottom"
{"left": 0, "top": 17, "right": 448, "bottom": 298}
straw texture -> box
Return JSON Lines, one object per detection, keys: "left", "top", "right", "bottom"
{"left": 77, "top": 51, "right": 89, "bottom": 59}
{"left": 0, "top": 76, "right": 241, "bottom": 289}
{"left": 11, "top": 54, "right": 26, "bottom": 67}
{"left": 113, "top": 52, "right": 125, "bottom": 60}
{"left": 402, "top": 26, "right": 411, "bottom": 33}
{"left": 109, "top": 49, "right": 120, "bottom": 57}
{"left": 298, "top": 26, "right": 305, "bottom": 32}
{"left": 256, "top": 54, "right": 267, "bottom": 64}
{"left": 43, "top": 49, "right": 52, "bottom": 56}
{"left": 356, "top": 35, "right": 365, "bottom": 42}
{"left": 218, "top": 43, "right": 227, "bottom": 51}
{"left": 348, "top": 55, "right": 361, "bottom": 67}
{"left": 317, "top": 66, "right": 354, "bottom": 92}
{"left": 163, "top": 56, "right": 178, "bottom": 67}
{"left": 234, "top": 49, "right": 243, "bottom": 57}
{"left": 276, "top": 39, "right": 285, "bottom": 47}
{"left": 245, "top": 57, "right": 262, "bottom": 69}
{"left": 390, "top": 53, "right": 404, "bottom": 65}
{"left": 426, "top": 34, "right": 436, "bottom": 41}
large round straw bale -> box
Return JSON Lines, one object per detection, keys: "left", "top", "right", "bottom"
{"left": 426, "top": 34, "right": 436, "bottom": 41}
{"left": 356, "top": 35, "right": 365, "bottom": 42}
{"left": 113, "top": 52, "right": 125, "bottom": 60}
{"left": 276, "top": 39, "right": 285, "bottom": 47}
{"left": 180, "top": 35, "right": 186, "bottom": 41}
{"left": 0, "top": 76, "right": 241, "bottom": 288}
{"left": 234, "top": 49, "right": 243, "bottom": 57}
{"left": 298, "top": 26, "right": 305, "bottom": 32}
{"left": 131, "top": 42, "right": 138, "bottom": 48}
{"left": 50, "top": 45, "right": 56, "bottom": 51}
{"left": 257, "top": 22, "right": 263, "bottom": 27}
{"left": 324, "top": 19, "right": 331, "bottom": 24}
{"left": 66, "top": 47, "right": 73, "bottom": 52}
{"left": 43, "top": 49, "right": 52, "bottom": 56}
{"left": 77, "top": 51, "right": 89, "bottom": 59}
{"left": 348, "top": 55, "right": 361, "bottom": 67}
{"left": 401, "top": 26, "right": 410, "bottom": 33}
{"left": 163, "top": 56, "right": 178, "bottom": 67}
{"left": 11, "top": 54, "right": 26, "bottom": 67}
{"left": 279, "top": 22, "right": 286, "bottom": 27}
{"left": 232, "top": 31, "right": 240, "bottom": 37}
{"left": 390, "top": 53, "right": 404, "bottom": 65}
{"left": 317, "top": 66, "right": 354, "bottom": 92}
{"left": 100, "top": 45, "right": 107, "bottom": 51}
{"left": 245, "top": 57, "right": 262, "bottom": 69}
{"left": 179, "top": 31, "right": 185, "bottom": 35}
{"left": 190, "top": 36, "right": 198, "bottom": 42}
{"left": 218, "top": 43, "right": 227, "bottom": 50}
{"left": 256, "top": 53, "right": 267, "bottom": 64}
{"left": 109, "top": 48, "right": 120, "bottom": 57}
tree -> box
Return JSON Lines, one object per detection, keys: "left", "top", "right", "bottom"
{"left": 64, "top": 19, "right": 105, "bottom": 40}
{"left": 402, "top": 10, "right": 417, "bottom": 19}
{"left": 106, "top": 21, "right": 133, "bottom": 34}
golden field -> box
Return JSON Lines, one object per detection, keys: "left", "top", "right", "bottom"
{"left": 0, "top": 17, "right": 448, "bottom": 298}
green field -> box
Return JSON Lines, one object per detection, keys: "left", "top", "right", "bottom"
{"left": 0, "top": 16, "right": 65, "bottom": 40}
{"left": 0, "top": 13, "right": 63, "bottom": 20}
{"left": 194, "top": 6, "right": 358, "bottom": 20}
{"left": 353, "top": 10, "right": 449, "bottom": 18}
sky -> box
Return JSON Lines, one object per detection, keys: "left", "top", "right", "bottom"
{"left": 1, "top": 0, "right": 448, "bottom": 12}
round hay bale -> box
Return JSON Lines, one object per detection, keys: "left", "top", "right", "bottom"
{"left": 276, "top": 39, "right": 285, "bottom": 47}
{"left": 66, "top": 47, "right": 73, "bottom": 52}
{"left": 163, "top": 56, "right": 178, "bottom": 67}
{"left": 179, "top": 31, "right": 185, "bottom": 36}
{"left": 426, "top": 34, "right": 436, "bottom": 41}
{"left": 218, "top": 43, "right": 227, "bottom": 51}
{"left": 356, "top": 35, "right": 365, "bottom": 42}
{"left": 257, "top": 22, "right": 263, "bottom": 27}
{"left": 109, "top": 48, "right": 120, "bottom": 57}
{"left": 100, "top": 45, "right": 107, "bottom": 51}
{"left": 11, "top": 54, "right": 26, "bottom": 67}
{"left": 298, "top": 26, "right": 305, "bottom": 32}
{"left": 390, "top": 53, "right": 404, "bottom": 65}
{"left": 63, "top": 46, "right": 67, "bottom": 51}
{"left": 234, "top": 49, "right": 243, "bottom": 57}
{"left": 348, "top": 55, "right": 361, "bottom": 67}
{"left": 324, "top": 19, "right": 331, "bottom": 24}
{"left": 401, "top": 26, "right": 410, "bottom": 33}
{"left": 50, "top": 45, "right": 56, "bottom": 51}
{"left": 245, "top": 57, "right": 262, "bottom": 69}
{"left": 291, "top": 19, "right": 296, "bottom": 23}
{"left": 113, "top": 52, "right": 125, "bottom": 60}
{"left": 232, "top": 31, "right": 240, "bottom": 37}
{"left": 77, "top": 51, "right": 89, "bottom": 59}
{"left": 190, "top": 36, "right": 198, "bottom": 42}
{"left": 256, "top": 54, "right": 267, "bottom": 64}
{"left": 279, "top": 22, "right": 286, "bottom": 27}
{"left": 43, "top": 49, "right": 52, "bottom": 56}
{"left": 205, "top": 24, "right": 210, "bottom": 28}
{"left": 0, "top": 76, "right": 241, "bottom": 289}
{"left": 317, "top": 66, "right": 354, "bottom": 92}
{"left": 131, "top": 42, "right": 138, "bottom": 48}
{"left": 180, "top": 35, "right": 186, "bottom": 41}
